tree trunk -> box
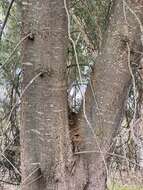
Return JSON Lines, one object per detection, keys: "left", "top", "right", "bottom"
{"left": 135, "top": 56, "right": 143, "bottom": 175}
{"left": 21, "top": 0, "right": 143, "bottom": 190}
{"left": 21, "top": 1, "right": 73, "bottom": 189}
{"left": 71, "top": 0, "right": 143, "bottom": 189}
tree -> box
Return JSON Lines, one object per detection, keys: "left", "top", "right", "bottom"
{"left": 21, "top": 0, "right": 143, "bottom": 190}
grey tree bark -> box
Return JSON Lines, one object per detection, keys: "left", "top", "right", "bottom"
{"left": 69, "top": 0, "right": 143, "bottom": 189}
{"left": 21, "top": 0, "right": 143, "bottom": 190}
{"left": 21, "top": 1, "right": 73, "bottom": 190}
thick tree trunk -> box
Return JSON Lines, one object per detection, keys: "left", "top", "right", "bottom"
{"left": 21, "top": 0, "right": 143, "bottom": 190}
{"left": 21, "top": 1, "right": 73, "bottom": 190}
{"left": 71, "top": 0, "right": 143, "bottom": 189}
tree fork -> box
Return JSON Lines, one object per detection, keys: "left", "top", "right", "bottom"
{"left": 21, "top": 0, "right": 143, "bottom": 190}
{"left": 69, "top": 0, "right": 143, "bottom": 189}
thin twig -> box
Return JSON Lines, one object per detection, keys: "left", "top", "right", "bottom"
{"left": 21, "top": 167, "right": 40, "bottom": 185}
{"left": 64, "top": 0, "right": 109, "bottom": 177}
{"left": 0, "top": 179, "right": 19, "bottom": 186}
{"left": 7, "top": 72, "right": 42, "bottom": 126}
{"left": 1, "top": 152, "right": 21, "bottom": 176}
{"left": 1, "top": 72, "right": 42, "bottom": 156}
{"left": 123, "top": 0, "right": 140, "bottom": 147}
{"left": 123, "top": 0, "right": 143, "bottom": 33}
{"left": 0, "top": 33, "right": 31, "bottom": 72}
{"left": 0, "top": 0, "right": 15, "bottom": 40}
{"left": 74, "top": 150, "right": 141, "bottom": 167}
{"left": 64, "top": 0, "right": 82, "bottom": 82}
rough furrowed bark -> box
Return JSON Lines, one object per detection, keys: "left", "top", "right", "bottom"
{"left": 70, "top": 0, "right": 143, "bottom": 190}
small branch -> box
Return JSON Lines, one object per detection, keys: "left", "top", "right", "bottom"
{"left": 7, "top": 72, "right": 42, "bottom": 124}
{"left": 0, "top": 0, "right": 15, "bottom": 40}
{"left": 0, "top": 179, "right": 20, "bottom": 186}
{"left": 123, "top": 0, "right": 141, "bottom": 147}
{"left": 1, "top": 152, "right": 21, "bottom": 176}
{"left": 64, "top": 0, "right": 109, "bottom": 177}
{"left": 67, "top": 63, "right": 91, "bottom": 68}
{"left": 64, "top": 0, "right": 83, "bottom": 82}
{"left": 0, "top": 33, "right": 31, "bottom": 72}
{"left": 123, "top": 0, "right": 143, "bottom": 33}
{"left": 74, "top": 150, "right": 141, "bottom": 167}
